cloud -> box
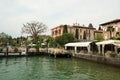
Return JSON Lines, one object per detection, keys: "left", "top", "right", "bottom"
{"left": 0, "top": 0, "right": 120, "bottom": 37}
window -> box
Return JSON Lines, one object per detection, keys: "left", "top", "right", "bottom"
{"left": 80, "top": 29, "right": 82, "bottom": 32}
{"left": 59, "top": 30, "right": 61, "bottom": 34}
{"left": 116, "top": 27, "right": 118, "bottom": 31}
{"left": 104, "top": 28, "right": 106, "bottom": 31}
{"left": 52, "top": 32, "right": 54, "bottom": 36}
{"left": 80, "top": 35, "right": 82, "bottom": 39}
{"left": 105, "top": 34, "right": 107, "bottom": 40}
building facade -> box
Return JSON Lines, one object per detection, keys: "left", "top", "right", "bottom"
{"left": 100, "top": 19, "right": 120, "bottom": 40}
{"left": 51, "top": 24, "right": 96, "bottom": 40}
{"left": 51, "top": 25, "right": 64, "bottom": 38}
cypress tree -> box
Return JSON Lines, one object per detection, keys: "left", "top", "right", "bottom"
{"left": 83, "top": 31, "right": 86, "bottom": 40}
{"left": 63, "top": 25, "right": 68, "bottom": 33}
{"left": 88, "top": 23, "right": 93, "bottom": 28}
{"left": 75, "top": 29, "right": 79, "bottom": 39}
{"left": 98, "top": 26, "right": 102, "bottom": 30}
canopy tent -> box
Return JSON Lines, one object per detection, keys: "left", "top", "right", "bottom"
{"left": 65, "top": 42, "right": 93, "bottom": 56}
{"left": 65, "top": 42, "right": 92, "bottom": 47}
{"left": 96, "top": 40, "right": 120, "bottom": 47}
{"left": 96, "top": 40, "right": 120, "bottom": 55}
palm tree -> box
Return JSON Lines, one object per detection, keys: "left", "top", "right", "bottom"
{"left": 107, "top": 26, "right": 114, "bottom": 39}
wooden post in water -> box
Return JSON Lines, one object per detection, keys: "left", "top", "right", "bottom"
{"left": 54, "top": 54, "right": 56, "bottom": 58}
{"left": 115, "top": 46, "right": 118, "bottom": 53}
{"left": 102, "top": 45, "right": 105, "bottom": 56}
{"left": 26, "top": 48, "right": 28, "bottom": 55}
{"left": 19, "top": 52, "right": 21, "bottom": 56}
{"left": 6, "top": 47, "right": 8, "bottom": 56}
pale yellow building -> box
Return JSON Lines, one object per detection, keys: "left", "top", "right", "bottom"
{"left": 51, "top": 24, "right": 96, "bottom": 40}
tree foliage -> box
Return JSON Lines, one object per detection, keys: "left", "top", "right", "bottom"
{"left": 112, "top": 32, "right": 120, "bottom": 40}
{"left": 55, "top": 33, "right": 75, "bottom": 47}
{"left": 22, "top": 21, "right": 47, "bottom": 52}
{"left": 98, "top": 26, "right": 102, "bottom": 30}
{"left": 22, "top": 21, "right": 47, "bottom": 44}
{"left": 0, "top": 32, "right": 12, "bottom": 46}
{"left": 47, "top": 37, "right": 54, "bottom": 47}
{"left": 37, "top": 36, "right": 44, "bottom": 47}
{"left": 95, "top": 34, "right": 104, "bottom": 42}
{"left": 63, "top": 25, "right": 68, "bottom": 33}
{"left": 107, "top": 26, "right": 114, "bottom": 39}
{"left": 83, "top": 31, "right": 86, "bottom": 40}
{"left": 88, "top": 23, "right": 93, "bottom": 28}
{"left": 75, "top": 29, "right": 79, "bottom": 39}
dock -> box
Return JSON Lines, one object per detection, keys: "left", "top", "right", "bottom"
{"left": 0, "top": 48, "right": 71, "bottom": 58}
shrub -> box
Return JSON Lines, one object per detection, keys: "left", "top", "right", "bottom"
{"left": 95, "top": 52, "right": 101, "bottom": 56}
{"left": 0, "top": 47, "right": 3, "bottom": 52}
{"left": 14, "top": 47, "right": 18, "bottom": 52}
{"left": 109, "top": 51, "right": 117, "bottom": 57}
{"left": 117, "top": 53, "right": 120, "bottom": 58}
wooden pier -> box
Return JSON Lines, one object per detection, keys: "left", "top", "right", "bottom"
{"left": 0, "top": 48, "right": 71, "bottom": 58}
{"left": 48, "top": 48, "right": 71, "bottom": 58}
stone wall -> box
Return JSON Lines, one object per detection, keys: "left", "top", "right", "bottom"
{"left": 74, "top": 54, "right": 120, "bottom": 67}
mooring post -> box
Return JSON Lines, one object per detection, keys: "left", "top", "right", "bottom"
{"left": 54, "top": 54, "right": 56, "bottom": 58}
{"left": 19, "top": 52, "right": 21, "bottom": 56}
{"left": 102, "top": 45, "right": 105, "bottom": 56}
{"left": 6, "top": 47, "right": 8, "bottom": 56}
{"left": 26, "top": 48, "right": 28, "bottom": 55}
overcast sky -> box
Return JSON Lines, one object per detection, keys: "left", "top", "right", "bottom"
{"left": 0, "top": 0, "right": 120, "bottom": 37}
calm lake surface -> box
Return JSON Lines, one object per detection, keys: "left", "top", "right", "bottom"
{"left": 0, "top": 56, "right": 120, "bottom": 80}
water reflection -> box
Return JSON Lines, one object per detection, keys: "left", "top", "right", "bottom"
{"left": 0, "top": 57, "right": 120, "bottom": 80}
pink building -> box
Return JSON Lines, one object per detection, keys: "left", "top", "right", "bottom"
{"left": 51, "top": 25, "right": 63, "bottom": 38}
{"left": 100, "top": 19, "right": 120, "bottom": 40}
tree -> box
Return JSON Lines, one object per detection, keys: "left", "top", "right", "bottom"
{"left": 112, "top": 32, "right": 120, "bottom": 40}
{"left": 37, "top": 36, "right": 44, "bottom": 47}
{"left": 83, "top": 31, "right": 86, "bottom": 40}
{"left": 55, "top": 33, "right": 75, "bottom": 47}
{"left": 75, "top": 29, "right": 79, "bottom": 39}
{"left": 98, "top": 26, "right": 102, "bottom": 30}
{"left": 47, "top": 37, "right": 54, "bottom": 47}
{"left": 11, "top": 37, "right": 21, "bottom": 47}
{"left": 107, "top": 26, "right": 114, "bottom": 39}
{"left": 0, "top": 32, "right": 12, "bottom": 46}
{"left": 63, "top": 25, "right": 68, "bottom": 33}
{"left": 95, "top": 34, "right": 104, "bottom": 42}
{"left": 88, "top": 23, "right": 93, "bottom": 28}
{"left": 22, "top": 21, "right": 47, "bottom": 52}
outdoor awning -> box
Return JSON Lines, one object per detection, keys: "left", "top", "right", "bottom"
{"left": 65, "top": 42, "right": 92, "bottom": 47}
{"left": 96, "top": 40, "right": 120, "bottom": 47}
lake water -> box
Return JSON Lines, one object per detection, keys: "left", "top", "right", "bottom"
{"left": 0, "top": 56, "right": 120, "bottom": 80}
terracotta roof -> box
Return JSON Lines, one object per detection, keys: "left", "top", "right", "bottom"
{"left": 51, "top": 25, "right": 63, "bottom": 30}
{"left": 73, "top": 26, "right": 96, "bottom": 30}
{"left": 51, "top": 24, "right": 96, "bottom": 30}
{"left": 100, "top": 19, "right": 120, "bottom": 26}
{"left": 94, "top": 30, "right": 103, "bottom": 33}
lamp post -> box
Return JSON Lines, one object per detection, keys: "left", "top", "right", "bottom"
{"left": 6, "top": 42, "right": 9, "bottom": 56}
{"left": 46, "top": 39, "right": 49, "bottom": 53}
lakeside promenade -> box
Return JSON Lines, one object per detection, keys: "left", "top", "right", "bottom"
{"left": 0, "top": 47, "right": 120, "bottom": 67}
{"left": 0, "top": 48, "right": 71, "bottom": 58}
